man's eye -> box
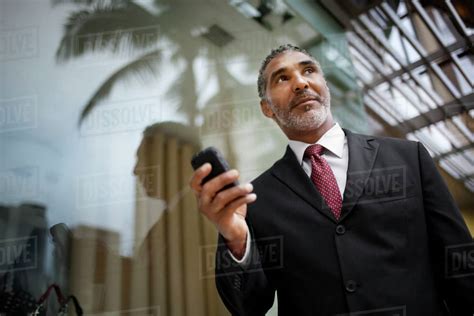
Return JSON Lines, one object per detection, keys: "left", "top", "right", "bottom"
{"left": 277, "top": 76, "right": 288, "bottom": 82}
{"left": 305, "top": 67, "right": 314, "bottom": 74}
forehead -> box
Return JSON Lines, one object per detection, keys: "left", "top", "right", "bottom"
{"left": 264, "top": 51, "right": 314, "bottom": 77}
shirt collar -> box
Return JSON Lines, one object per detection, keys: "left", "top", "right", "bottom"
{"left": 288, "top": 122, "right": 345, "bottom": 164}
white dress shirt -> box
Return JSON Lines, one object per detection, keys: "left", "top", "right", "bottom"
{"left": 229, "top": 123, "right": 349, "bottom": 264}
{"left": 288, "top": 122, "right": 348, "bottom": 197}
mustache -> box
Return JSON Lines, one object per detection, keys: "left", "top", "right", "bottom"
{"left": 289, "top": 91, "right": 324, "bottom": 109}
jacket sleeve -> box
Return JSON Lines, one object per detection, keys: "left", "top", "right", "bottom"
{"left": 214, "top": 222, "right": 276, "bottom": 316}
{"left": 418, "top": 142, "right": 474, "bottom": 315}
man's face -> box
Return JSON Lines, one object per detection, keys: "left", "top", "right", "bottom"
{"left": 260, "top": 51, "right": 331, "bottom": 133}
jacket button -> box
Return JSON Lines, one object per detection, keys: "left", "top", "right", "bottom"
{"left": 336, "top": 225, "right": 346, "bottom": 235}
{"left": 345, "top": 280, "right": 357, "bottom": 293}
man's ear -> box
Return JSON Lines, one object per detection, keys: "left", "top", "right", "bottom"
{"left": 260, "top": 99, "right": 274, "bottom": 119}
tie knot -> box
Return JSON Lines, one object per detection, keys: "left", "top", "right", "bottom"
{"left": 304, "top": 144, "right": 325, "bottom": 157}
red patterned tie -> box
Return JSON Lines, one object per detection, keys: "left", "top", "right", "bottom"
{"left": 304, "top": 144, "right": 342, "bottom": 220}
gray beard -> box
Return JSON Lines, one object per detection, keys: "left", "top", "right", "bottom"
{"left": 271, "top": 98, "right": 330, "bottom": 131}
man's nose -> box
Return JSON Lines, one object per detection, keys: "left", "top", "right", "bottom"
{"left": 292, "top": 74, "right": 308, "bottom": 92}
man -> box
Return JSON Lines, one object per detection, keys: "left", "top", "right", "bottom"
{"left": 189, "top": 44, "right": 474, "bottom": 315}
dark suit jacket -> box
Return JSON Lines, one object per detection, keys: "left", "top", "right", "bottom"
{"left": 215, "top": 129, "right": 474, "bottom": 316}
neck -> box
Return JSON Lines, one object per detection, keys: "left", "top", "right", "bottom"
{"left": 285, "top": 117, "right": 335, "bottom": 144}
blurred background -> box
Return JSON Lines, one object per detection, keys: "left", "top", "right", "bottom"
{"left": 0, "top": 0, "right": 472, "bottom": 315}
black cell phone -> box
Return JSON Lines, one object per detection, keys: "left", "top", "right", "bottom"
{"left": 191, "top": 146, "right": 238, "bottom": 190}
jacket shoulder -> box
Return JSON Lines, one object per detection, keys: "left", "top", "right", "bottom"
{"left": 350, "top": 131, "right": 419, "bottom": 149}
{"left": 250, "top": 167, "right": 276, "bottom": 188}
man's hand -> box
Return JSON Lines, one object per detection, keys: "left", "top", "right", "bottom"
{"left": 189, "top": 163, "right": 256, "bottom": 259}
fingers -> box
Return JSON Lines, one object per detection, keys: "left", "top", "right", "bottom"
{"left": 189, "top": 164, "right": 255, "bottom": 219}
{"left": 204, "top": 169, "right": 239, "bottom": 195}
{"left": 223, "top": 193, "right": 257, "bottom": 216}
{"left": 217, "top": 193, "right": 257, "bottom": 225}
{"left": 207, "top": 183, "right": 255, "bottom": 214}
{"left": 189, "top": 163, "right": 212, "bottom": 195}
{"left": 200, "top": 169, "right": 240, "bottom": 206}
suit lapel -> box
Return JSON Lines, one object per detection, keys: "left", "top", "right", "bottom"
{"left": 340, "top": 129, "right": 379, "bottom": 220}
{"left": 271, "top": 146, "right": 337, "bottom": 223}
